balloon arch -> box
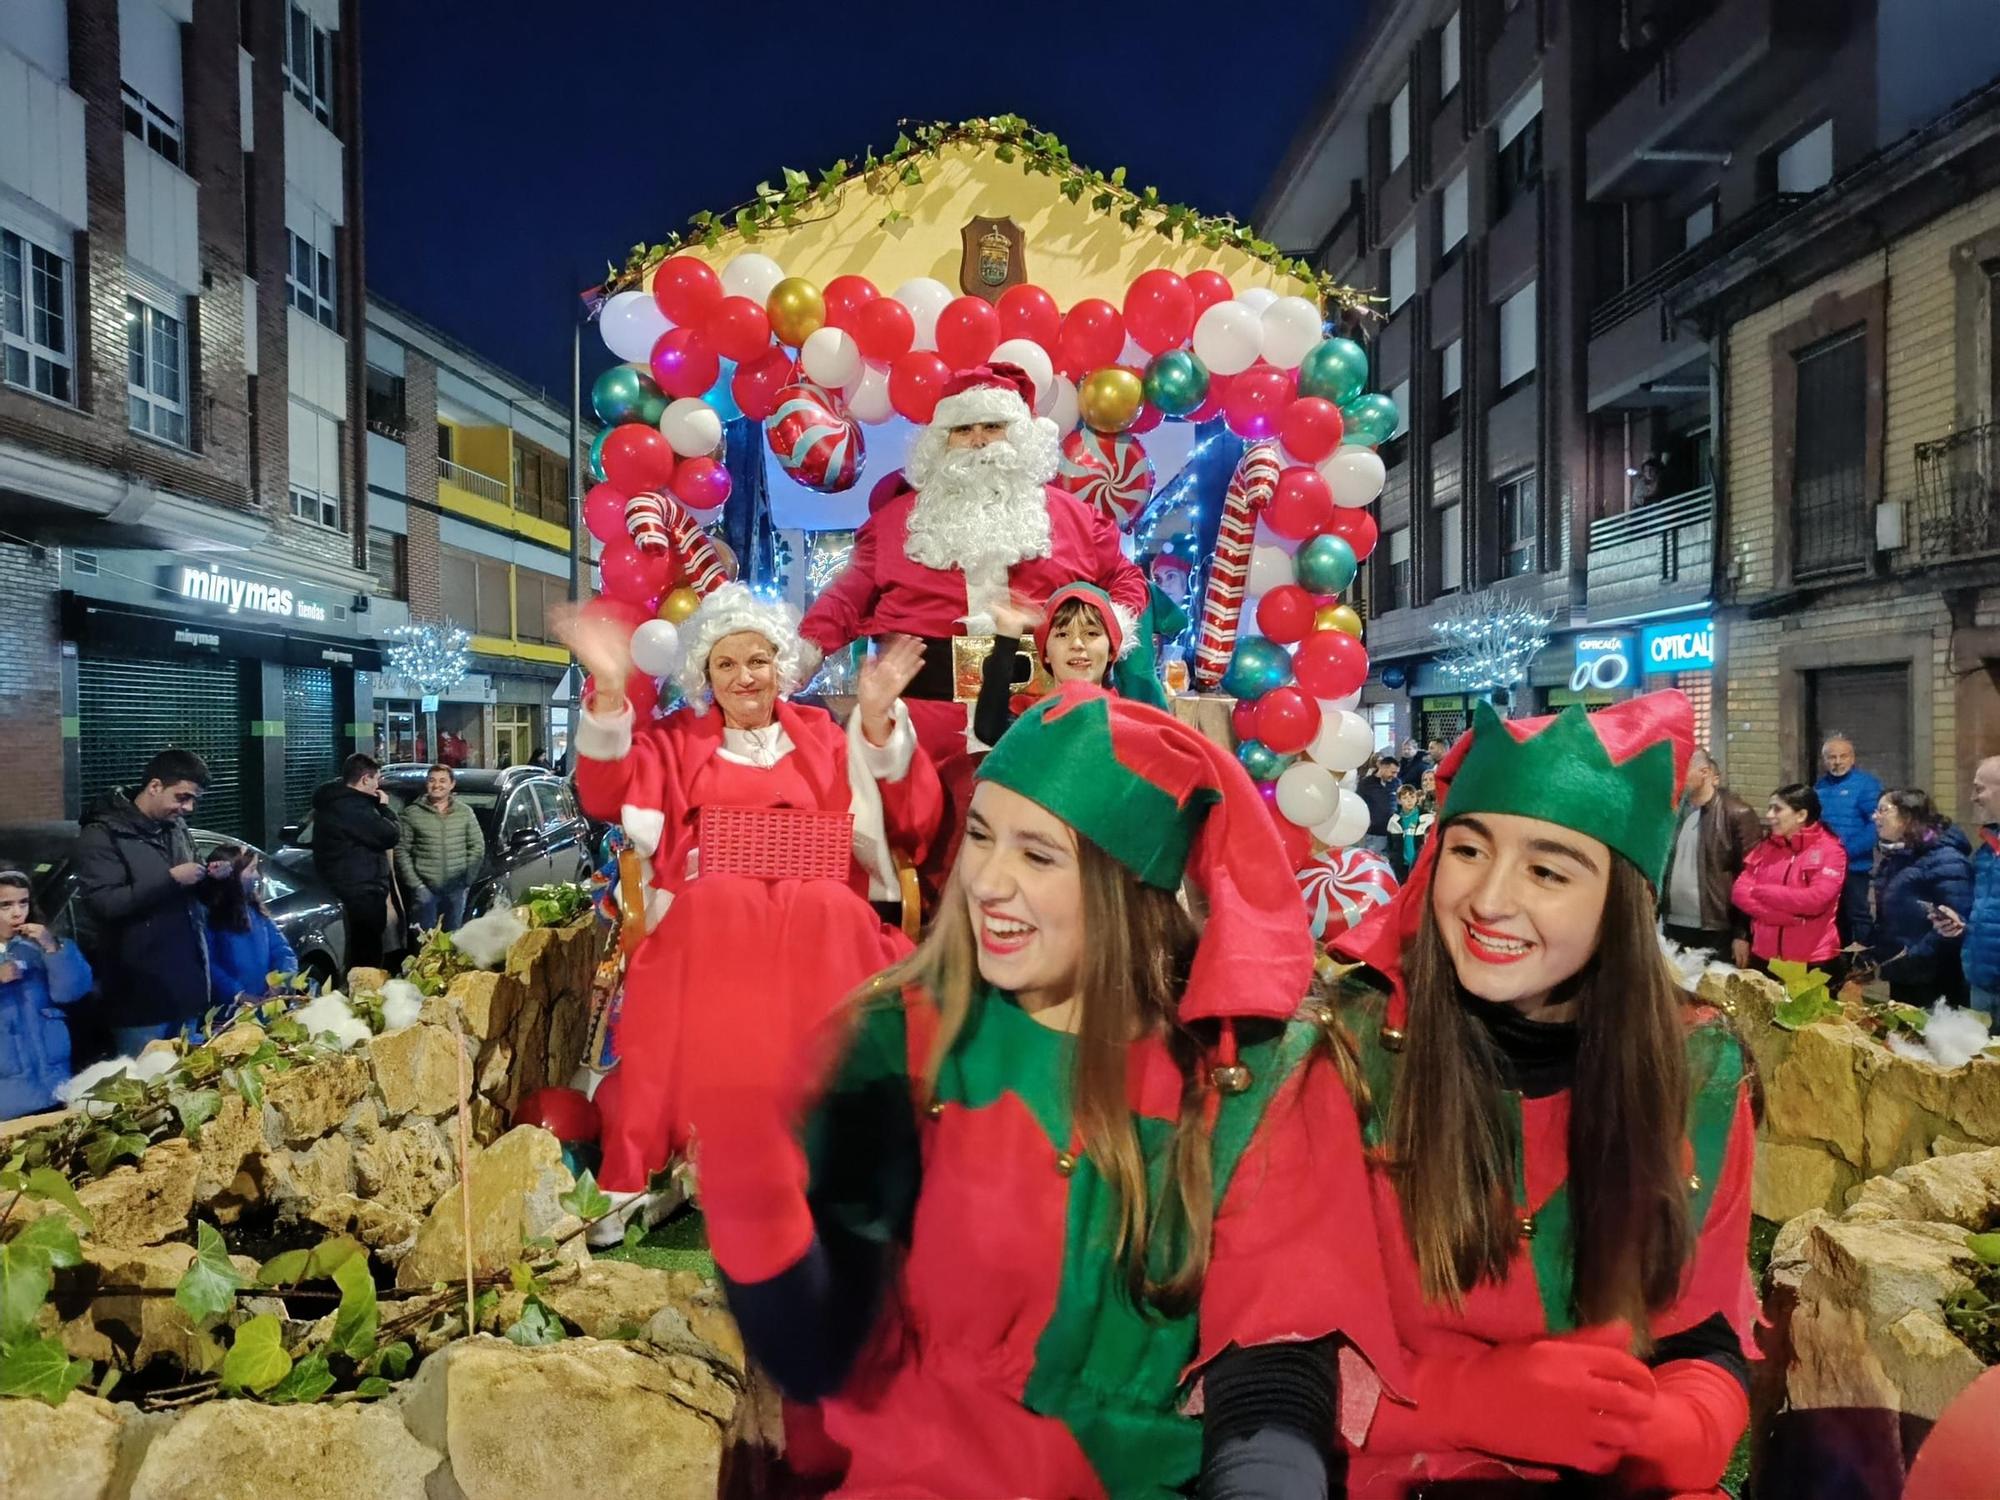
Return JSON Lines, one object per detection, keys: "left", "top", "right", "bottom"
{"left": 579, "top": 119, "right": 1402, "bottom": 918}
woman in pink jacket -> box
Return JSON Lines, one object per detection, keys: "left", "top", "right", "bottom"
{"left": 1732, "top": 781, "right": 1849, "bottom": 979}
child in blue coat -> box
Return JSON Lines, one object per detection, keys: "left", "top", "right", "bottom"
{"left": 0, "top": 869, "right": 93, "bottom": 1119}
{"left": 201, "top": 846, "right": 298, "bottom": 1011}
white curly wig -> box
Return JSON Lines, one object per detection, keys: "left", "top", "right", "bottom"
{"left": 675, "top": 582, "right": 808, "bottom": 713}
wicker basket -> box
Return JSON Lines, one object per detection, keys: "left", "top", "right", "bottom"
{"left": 697, "top": 805, "right": 854, "bottom": 882}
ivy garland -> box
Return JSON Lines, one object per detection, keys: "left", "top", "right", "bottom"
{"left": 602, "top": 114, "right": 1375, "bottom": 315}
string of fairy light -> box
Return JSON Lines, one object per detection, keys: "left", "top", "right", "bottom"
{"left": 385, "top": 621, "right": 472, "bottom": 695}
{"left": 1431, "top": 595, "right": 1554, "bottom": 691}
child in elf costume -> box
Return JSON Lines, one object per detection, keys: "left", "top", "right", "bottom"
{"left": 699, "top": 683, "right": 1404, "bottom": 1499}
{"left": 975, "top": 580, "right": 1122, "bottom": 747}
{"left": 1332, "top": 692, "right": 1757, "bottom": 1498}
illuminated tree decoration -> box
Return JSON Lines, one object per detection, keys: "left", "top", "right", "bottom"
{"left": 387, "top": 621, "right": 472, "bottom": 697}
{"left": 1431, "top": 592, "right": 1555, "bottom": 692}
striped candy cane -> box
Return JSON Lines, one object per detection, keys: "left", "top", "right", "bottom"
{"left": 663, "top": 499, "right": 731, "bottom": 596}
{"left": 1193, "top": 441, "right": 1282, "bottom": 689}
{"left": 623, "top": 492, "right": 672, "bottom": 555}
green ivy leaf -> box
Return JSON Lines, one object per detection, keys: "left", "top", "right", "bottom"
{"left": 0, "top": 1241, "right": 56, "bottom": 1347}
{"left": 508, "top": 1261, "right": 545, "bottom": 1298}
{"left": 264, "top": 1352, "right": 335, "bottom": 1404}
{"left": 267, "top": 1019, "right": 308, "bottom": 1046}
{"left": 355, "top": 1375, "right": 393, "bottom": 1399}
{"left": 174, "top": 1221, "right": 247, "bottom": 1326}
{"left": 621, "top": 1222, "right": 645, "bottom": 1251}
{"left": 224, "top": 1064, "right": 264, "bottom": 1111}
{"left": 21, "top": 1167, "right": 88, "bottom": 1228}
{"left": 326, "top": 1255, "right": 379, "bottom": 1360}
{"left": 257, "top": 1249, "right": 311, "bottom": 1286}
{"left": 899, "top": 163, "right": 923, "bottom": 187}
{"left": 170, "top": 1088, "right": 222, "bottom": 1138}
{"left": 505, "top": 1297, "right": 565, "bottom": 1347}
{"left": 364, "top": 1339, "right": 413, "bottom": 1381}
{"left": 1773, "top": 987, "right": 1840, "bottom": 1032}
{"left": 80, "top": 1130, "right": 151, "bottom": 1179}
{"left": 1968, "top": 1231, "right": 2000, "bottom": 1266}
{"left": 559, "top": 1170, "right": 613, "bottom": 1224}
{"left": 0, "top": 1336, "right": 90, "bottom": 1404}
{"left": 9, "top": 1213, "right": 82, "bottom": 1270}
{"left": 96, "top": 1366, "right": 121, "bottom": 1402}
{"left": 220, "top": 1313, "right": 293, "bottom": 1395}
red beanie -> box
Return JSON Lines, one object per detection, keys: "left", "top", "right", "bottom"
{"left": 1032, "top": 581, "right": 1125, "bottom": 666}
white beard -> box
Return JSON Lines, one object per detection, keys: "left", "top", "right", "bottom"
{"left": 902, "top": 428, "right": 1057, "bottom": 631}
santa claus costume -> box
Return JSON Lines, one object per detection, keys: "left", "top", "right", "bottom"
{"left": 572, "top": 585, "right": 943, "bottom": 1237}
{"left": 699, "top": 685, "right": 1406, "bottom": 1499}
{"left": 1332, "top": 694, "right": 1759, "bottom": 1498}
{"left": 800, "top": 363, "right": 1150, "bottom": 864}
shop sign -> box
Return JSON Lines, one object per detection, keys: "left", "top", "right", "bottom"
{"left": 1640, "top": 618, "right": 1714, "bottom": 674}
{"left": 1418, "top": 695, "right": 1465, "bottom": 711}
{"left": 172, "top": 628, "right": 220, "bottom": 650}
{"left": 1569, "top": 634, "right": 1635, "bottom": 693}
{"left": 177, "top": 564, "right": 328, "bottom": 623}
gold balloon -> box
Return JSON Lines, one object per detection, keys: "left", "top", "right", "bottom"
{"left": 659, "top": 586, "right": 702, "bottom": 624}
{"left": 766, "top": 277, "right": 826, "bottom": 348}
{"left": 1315, "top": 604, "right": 1364, "bottom": 636}
{"left": 1077, "top": 366, "right": 1144, "bottom": 434}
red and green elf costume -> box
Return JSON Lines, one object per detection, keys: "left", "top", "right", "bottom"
{"left": 1332, "top": 694, "right": 1759, "bottom": 1499}
{"left": 701, "top": 684, "right": 1405, "bottom": 1498}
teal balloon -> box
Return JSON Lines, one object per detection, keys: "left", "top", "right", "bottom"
{"left": 1340, "top": 392, "right": 1401, "bottom": 447}
{"left": 587, "top": 427, "right": 612, "bottom": 484}
{"left": 635, "top": 390, "right": 669, "bottom": 427}
{"left": 707, "top": 360, "right": 744, "bottom": 423}
{"left": 1295, "top": 534, "right": 1358, "bottom": 594}
{"left": 591, "top": 365, "right": 662, "bottom": 426}
{"left": 1220, "top": 636, "right": 1293, "bottom": 702}
{"left": 1142, "top": 348, "right": 1211, "bottom": 418}
{"left": 1237, "top": 739, "right": 1293, "bottom": 783}
{"left": 1297, "top": 337, "right": 1369, "bottom": 405}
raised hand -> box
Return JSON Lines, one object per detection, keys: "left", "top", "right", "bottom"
{"left": 988, "top": 593, "right": 1044, "bottom": 641}
{"left": 856, "top": 635, "right": 926, "bottom": 746}
{"left": 551, "top": 603, "right": 634, "bottom": 708}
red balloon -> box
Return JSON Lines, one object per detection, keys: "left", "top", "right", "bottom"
{"left": 935, "top": 296, "right": 1002, "bottom": 370}
{"left": 854, "top": 297, "right": 916, "bottom": 363}
{"left": 1326, "top": 507, "right": 1379, "bottom": 560}
{"left": 1295, "top": 628, "right": 1370, "bottom": 701}
{"left": 1256, "top": 585, "right": 1319, "bottom": 646}
{"left": 1266, "top": 466, "right": 1335, "bottom": 541}
{"left": 1279, "top": 396, "right": 1346, "bottom": 464}
{"left": 1275, "top": 813, "right": 1312, "bottom": 871}
{"left": 702, "top": 295, "right": 772, "bottom": 363}
{"left": 583, "top": 483, "right": 629, "bottom": 545}
{"left": 996, "top": 283, "right": 1060, "bottom": 348}
{"left": 598, "top": 540, "right": 673, "bottom": 607}
{"left": 514, "top": 1087, "right": 600, "bottom": 1142}
{"left": 1255, "top": 685, "right": 1323, "bottom": 755}
{"left": 649, "top": 326, "right": 720, "bottom": 399}
{"left": 671, "top": 455, "right": 732, "bottom": 512}
{"left": 621, "top": 668, "right": 662, "bottom": 720}
{"left": 1224, "top": 365, "right": 1293, "bottom": 440}
{"left": 1056, "top": 299, "right": 1125, "bottom": 380}
{"left": 651, "top": 255, "right": 722, "bottom": 327}
{"left": 731, "top": 348, "right": 796, "bottom": 421}
{"left": 1230, "top": 698, "right": 1262, "bottom": 743}
{"left": 1130, "top": 401, "right": 1165, "bottom": 434}
{"left": 600, "top": 424, "right": 676, "bottom": 494}
{"left": 823, "top": 275, "right": 880, "bottom": 332}
{"left": 889, "top": 351, "right": 953, "bottom": 423}
{"left": 1123, "top": 269, "right": 1197, "bottom": 355}
{"left": 1186, "top": 269, "right": 1234, "bottom": 314}
{"left": 580, "top": 595, "right": 645, "bottom": 637}
{"left": 1189, "top": 370, "right": 1233, "bottom": 424}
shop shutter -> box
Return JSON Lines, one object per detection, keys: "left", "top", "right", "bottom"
{"left": 78, "top": 653, "right": 245, "bottom": 838}
{"left": 283, "top": 665, "right": 337, "bottom": 825}
{"left": 1808, "top": 664, "right": 1911, "bottom": 790}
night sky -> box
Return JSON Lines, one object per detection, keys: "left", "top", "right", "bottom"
{"left": 361, "top": 0, "right": 1363, "bottom": 401}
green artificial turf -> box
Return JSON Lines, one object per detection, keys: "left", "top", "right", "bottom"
{"left": 592, "top": 1204, "right": 716, "bottom": 1279}
{"left": 1719, "top": 1215, "right": 1782, "bottom": 1496}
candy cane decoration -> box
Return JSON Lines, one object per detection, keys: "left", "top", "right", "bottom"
{"left": 1194, "top": 441, "right": 1282, "bottom": 689}
{"left": 624, "top": 493, "right": 672, "bottom": 554}
{"left": 623, "top": 490, "right": 731, "bottom": 596}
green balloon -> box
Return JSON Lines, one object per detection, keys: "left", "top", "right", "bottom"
{"left": 1237, "top": 738, "right": 1293, "bottom": 783}
{"left": 1142, "top": 348, "right": 1211, "bottom": 418}
{"left": 1340, "top": 392, "right": 1401, "bottom": 447}
{"left": 587, "top": 427, "right": 612, "bottom": 484}
{"left": 1298, "top": 337, "right": 1369, "bottom": 406}
{"left": 1295, "top": 534, "right": 1359, "bottom": 595}
{"left": 635, "top": 390, "right": 669, "bottom": 427}
{"left": 1221, "top": 636, "right": 1294, "bottom": 702}
{"left": 591, "top": 364, "right": 661, "bottom": 426}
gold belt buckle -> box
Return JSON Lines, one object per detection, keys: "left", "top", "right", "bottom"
{"left": 950, "top": 634, "right": 1055, "bottom": 705}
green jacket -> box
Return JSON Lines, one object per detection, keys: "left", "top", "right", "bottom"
{"left": 395, "top": 796, "right": 484, "bottom": 894}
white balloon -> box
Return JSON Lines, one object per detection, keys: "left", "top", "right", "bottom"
{"left": 1312, "top": 788, "right": 1372, "bottom": 848}
{"left": 1323, "top": 689, "right": 1363, "bottom": 713}
{"left": 1306, "top": 709, "right": 1375, "bottom": 772}
{"left": 1235, "top": 286, "right": 1280, "bottom": 315}
{"left": 1261, "top": 295, "right": 1324, "bottom": 369}
{"left": 660, "top": 397, "right": 724, "bottom": 458}
{"left": 1046, "top": 374, "right": 1079, "bottom": 432}
{"left": 800, "top": 326, "right": 862, "bottom": 389}
{"left": 893, "top": 277, "right": 953, "bottom": 351}
{"left": 1247, "top": 543, "right": 1295, "bottom": 596}
{"left": 844, "top": 362, "right": 893, "bottom": 424}
{"left": 1320, "top": 445, "right": 1388, "bottom": 508}
{"left": 990, "top": 338, "right": 1056, "bottom": 408}
{"left": 1192, "top": 301, "right": 1263, "bottom": 376}
{"left": 1276, "top": 761, "right": 1341, "bottom": 828}
{"left": 600, "top": 291, "right": 670, "bottom": 364}
{"left": 720, "top": 253, "right": 785, "bottom": 305}
{"left": 628, "top": 619, "right": 683, "bottom": 679}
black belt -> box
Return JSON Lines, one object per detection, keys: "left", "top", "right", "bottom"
{"left": 897, "top": 634, "right": 1040, "bottom": 704}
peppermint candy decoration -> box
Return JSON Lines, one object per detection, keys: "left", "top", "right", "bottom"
{"left": 1296, "top": 846, "right": 1398, "bottom": 944}
{"left": 767, "top": 380, "right": 864, "bottom": 493}
{"left": 1056, "top": 427, "right": 1155, "bottom": 532}
{"left": 623, "top": 492, "right": 672, "bottom": 555}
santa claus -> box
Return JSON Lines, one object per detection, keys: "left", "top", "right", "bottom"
{"left": 800, "top": 362, "right": 1151, "bottom": 855}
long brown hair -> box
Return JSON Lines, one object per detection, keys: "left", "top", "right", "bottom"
{"left": 1388, "top": 852, "right": 1692, "bottom": 1333}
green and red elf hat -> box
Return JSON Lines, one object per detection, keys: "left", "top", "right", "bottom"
{"left": 1031, "top": 580, "right": 1125, "bottom": 668}
{"left": 978, "top": 683, "right": 1316, "bottom": 1072}
{"left": 1333, "top": 691, "right": 1695, "bottom": 1025}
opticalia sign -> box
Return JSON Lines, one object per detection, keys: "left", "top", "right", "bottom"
{"left": 1640, "top": 619, "right": 1714, "bottom": 674}
{"left": 1569, "top": 634, "right": 1635, "bottom": 693}
{"left": 178, "top": 566, "right": 328, "bottom": 623}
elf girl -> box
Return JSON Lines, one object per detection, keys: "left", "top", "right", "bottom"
{"left": 974, "top": 580, "right": 1121, "bottom": 747}
{"left": 1333, "top": 692, "right": 1757, "bottom": 1497}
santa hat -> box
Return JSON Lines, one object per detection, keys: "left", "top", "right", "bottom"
{"left": 931, "top": 361, "right": 1040, "bottom": 431}
{"left": 1334, "top": 691, "right": 1695, "bottom": 1026}
{"left": 978, "top": 685, "right": 1315, "bottom": 1054}
{"left": 1031, "top": 580, "right": 1125, "bottom": 667}
{"left": 675, "top": 581, "right": 809, "bottom": 712}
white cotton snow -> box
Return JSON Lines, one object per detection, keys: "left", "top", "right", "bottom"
{"left": 1886, "top": 1000, "right": 1994, "bottom": 1070}
{"left": 56, "top": 1047, "right": 179, "bottom": 1110}
{"left": 451, "top": 908, "right": 527, "bottom": 970}
{"left": 380, "top": 979, "right": 425, "bottom": 1032}
{"left": 294, "top": 990, "right": 372, "bottom": 1052}
{"left": 1658, "top": 932, "right": 1734, "bottom": 989}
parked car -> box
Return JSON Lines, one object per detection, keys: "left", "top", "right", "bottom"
{"left": 277, "top": 766, "right": 595, "bottom": 939}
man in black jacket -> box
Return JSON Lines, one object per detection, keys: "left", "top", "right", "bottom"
{"left": 311, "top": 753, "right": 402, "bottom": 970}
{"left": 1358, "top": 754, "right": 1401, "bottom": 857}
{"left": 74, "top": 748, "right": 218, "bottom": 1053}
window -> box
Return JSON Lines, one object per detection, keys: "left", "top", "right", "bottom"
{"left": 119, "top": 0, "right": 184, "bottom": 166}
{"left": 1498, "top": 471, "right": 1538, "bottom": 576}
{"left": 365, "top": 526, "right": 406, "bottom": 601}
{"left": 289, "top": 399, "right": 342, "bottom": 529}
{"left": 1439, "top": 338, "right": 1463, "bottom": 430}
{"left": 287, "top": 227, "right": 336, "bottom": 328}
{"left": 1499, "top": 280, "right": 1538, "bottom": 389}
{"left": 1791, "top": 327, "right": 1869, "bottom": 577}
{"left": 515, "top": 568, "right": 562, "bottom": 644}
{"left": 1439, "top": 11, "right": 1461, "bottom": 99}
{"left": 1388, "top": 228, "right": 1417, "bottom": 312}
{"left": 495, "top": 708, "right": 538, "bottom": 773}
{"left": 1389, "top": 83, "right": 1411, "bottom": 171}
{"left": 477, "top": 558, "right": 512, "bottom": 637}
{"left": 437, "top": 423, "right": 455, "bottom": 465}
{"left": 1684, "top": 200, "right": 1716, "bottom": 249}
{"left": 1441, "top": 170, "right": 1469, "bottom": 260}
{"left": 442, "top": 548, "right": 478, "bottom": 624}
{"left": 291, "top": 487, "right": 339, "bottom": 528}
{"left": 513, "top": 442, "right": 570, "bottom": 526}
{"left": 1497, "top": 81, "right": 1544, "bottom": 218}
{"left": 1438, "top": 502, "right": 1464, "bottom": 592}
{"left": 1387, "top": 527, "right": 1413, "bottom": 611}
{"left": 365, "top": 365, "right": 407, "bottom": 440}
{"left": 127, "top": 294, "right": 190, "bottom": 447}
{"left": 1776, "top": 120, "right": 1833, "bottom": 194}
{"left": 1, "top": 227, "right": 75, "bottom": 403}
{"left": 284, "top": 1, "right": 335, "bottom": 127}
{"left": 498, "top": 785, "right": 539, "bottom": 839}
{"left": 1381, "top": 378, "right": 1412, "bottom": 468}
{"left": 121, "top": 85, "right": 183, "bottom": 168}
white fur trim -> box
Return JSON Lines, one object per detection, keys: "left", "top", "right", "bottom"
{"left": 620, "top": 804, "right": 666, "bottom": 857}
{"left": 676, "top": 582, "right": 808, "bottom": 713}
{"left": 643, "top": 885, "right": 672, "bottom": 933}
{"left": 575, "top": 702, "right": 635, "bottom": 761}
{"left": 1108, "top": 600, "right": 1141, "bottom": 661}
{"left": 853, "top": 698, "right": 917, "bottom": 783}
{"left": 932, "top": 385, "right": 1033, "bottom": 431}
{"left": 845, "top": 706, "right": 905, "bottom": 901}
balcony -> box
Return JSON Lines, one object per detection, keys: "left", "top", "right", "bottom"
{"left": 1585, "top": 0, "right": 1842, "bottom": 201}
{"left": 1914, "top": 420, "right": 2000, "bottom": 564}
{"left": 1585, "top": 486, "right": 1713, "bottom": 623}
{"left": 438, "top": 456, "right": 508, "bottom": 506}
